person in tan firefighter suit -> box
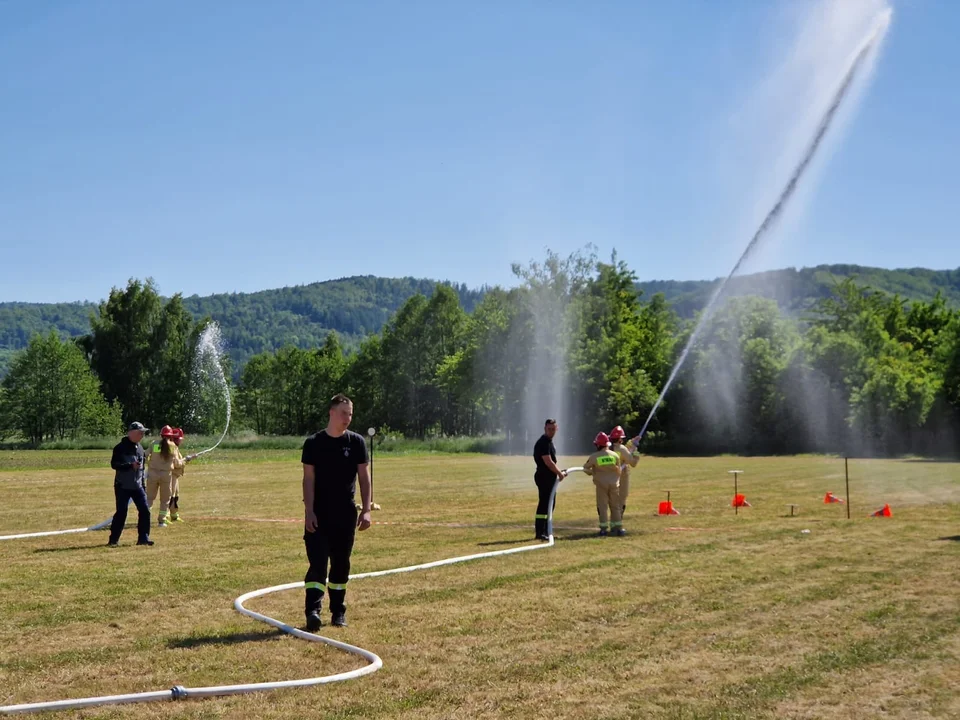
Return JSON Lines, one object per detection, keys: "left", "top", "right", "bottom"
{"left": 609, "top": 425, "right": 640, "bottom": 518}
{"left": 169, "top": 427, "right": 198, "bottom": 522}
{"left": 582, "top": 432, "right": 625, "bottom": 537}
{"left": 145, "top": 426, "right": 197, "bottom": 527}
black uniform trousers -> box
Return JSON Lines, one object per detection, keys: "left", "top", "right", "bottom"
{"left": 109, "top": 484, "right": 151, "bottom": 544}
{"left": 534, "top": 474, "right": 558, "bottom": 538}
{"left": 304, "top": 501, "right": 358, "bottom": 616}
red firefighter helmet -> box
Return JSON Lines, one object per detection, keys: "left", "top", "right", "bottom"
{"left": 160, "top": 425, "right": 177, "bottom": 439}
{"left": 174, "top": 428, "right": 185, "bottom": 440}
{"left": 594, "top": 431, "right": 610, "bottom": 448}
{"left": 609, "top": 425, "right": 626, "bottom": 441}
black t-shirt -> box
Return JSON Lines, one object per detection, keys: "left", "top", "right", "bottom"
{"left": 301, "top": 429, "right": 369, "bottom": 511}
{"left": 533, "top": 434, "right": 557, "bottom": 479}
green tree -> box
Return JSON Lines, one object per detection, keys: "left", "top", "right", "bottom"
{"left": 508, "top": 247, "right": 596, "bottom": 448}
{"left": 422, "top": 286, "right": 468, "bottom": 435}
{"left": 377, "top": 287, "right": 468, "bottom": 438}
{"left": 80, "top": 279, "right": 163, "bottom": 424}
{"left": 344, "top": 334, "right": 387, "bottom": 434}
{"left": 81, "top": 279, "right": 211, "bottom": 429}
{"left": 569, "top": 254, "right": 676, "bottom": 439}
{"left": 664, "top": 297, "right": 798, "bottom": 453}
{"left": 1, "top": 331, "right": 121, "bottom": 444}
{"left": 147, "top": 297, "right": 201, "bottom": 428}
{"left": 378, "top": 295, "right": 429, "bottom": 436}
{"left": 938, "top": 318, "right": 960, "bottom": 411}
{"left": 237, "top": 352, "right": 272, "bottom": 435}
{"left": 235, "top": 332, "right": 348, "bottom": 436}
{"left": 452, "top": 287, "right": 524, "bottom": 438}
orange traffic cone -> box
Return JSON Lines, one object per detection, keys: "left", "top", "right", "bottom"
{"left": 731, "top": 494, "right": 751, "bottom": 508}
{"left": 824, "top": 492, "right": 845, "bottom": 504}
{"left": 871, "top": 504, "right": 892, "bottom": 517}
{"left": 658, "top": 501, "right": 680, "bottom": 515}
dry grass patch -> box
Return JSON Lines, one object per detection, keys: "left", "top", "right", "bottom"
{"left": 1, "top": 452, "right": 958, "bottom": 719}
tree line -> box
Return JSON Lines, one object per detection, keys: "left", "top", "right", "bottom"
{"left": 2, "top": 249, "right": 959, "bottom": 456}
{"left": 0, "top": 280, "right": 222, "bottom": 444}
{"left": 5, "top": 265, "right": 960, "bottom": 382}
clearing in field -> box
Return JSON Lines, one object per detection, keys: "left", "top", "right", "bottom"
{"left": 1, "top": 450, "right": 959, "bottom": 719}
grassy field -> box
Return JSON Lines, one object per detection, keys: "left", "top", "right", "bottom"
{"left": 1, "top": 451, "right": 958, "bottom": 719}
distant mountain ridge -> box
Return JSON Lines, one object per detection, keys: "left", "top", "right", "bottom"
{"left": 639, "top": 264, "right": 960, "bottom": 318}
{"left": 2, "top": 265, "right": 959, "bottom": 377}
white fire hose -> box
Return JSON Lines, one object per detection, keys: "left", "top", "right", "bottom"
{"left": 1, "top": 472, "right": 585, "bottom": 715}
{"left": 0, "top": 517, "right": 113, "bottom": 542}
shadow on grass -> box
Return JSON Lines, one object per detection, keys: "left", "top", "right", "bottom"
{"left": 33, "top": 543, "right": 111, "bottom": 553}
{"left": 558, "top": 532, "right": 607, "bottom": 542}
{"left": 936, "top": 535, "right": 960, "bottom": 542}
{"left": 476, "top": 538, "right": 541, "bottom": 547}
{"left": 169, "top": 629, "right": 285, "bottom": 649}
{"left": 476, "top": 531, "right": 605, "bottom": 546}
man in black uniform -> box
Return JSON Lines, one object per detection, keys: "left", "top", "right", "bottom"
{"left": 107, "top": 421, "right": 154, "bottom": 547}
{"left": 301, "top": 394, "right": 372, "bottom": 630}
{"left": 533, "top": 418, "right": 567, "bottom": 541}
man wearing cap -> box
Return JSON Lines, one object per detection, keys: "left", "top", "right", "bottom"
{"left": 107, "top": 422, "right": 154, "bottom": 547}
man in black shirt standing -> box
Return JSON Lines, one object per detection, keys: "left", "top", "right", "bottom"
{"left": 107, "top": 421, "right": 154, "bottom": 547}
{"left": 533, "top": 418, "right": 567, "bottom": 541}
{"left": 301, "top": 394, "right": 372, "bottom": 630}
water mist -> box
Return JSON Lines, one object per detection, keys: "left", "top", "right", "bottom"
{"left": 635, "top": 2, "right": 893, "bottom": 445}
{"left": 191, "top": 322, "right": 232, "bottom": 456}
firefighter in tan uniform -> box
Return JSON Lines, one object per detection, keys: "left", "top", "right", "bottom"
{"left": 146, "top": 426, "right": 184, "bottom": 527}
{"left": 169, "top": 427, "right": 197, "bottom": 522}
{"left": 582, "top": 432, "right": 625, "bottom": 537}
{"left": 609, "top": 426, "right": 640, "bottom": 517}
{"left": 146, "top": 426, "right": 197, "bottom": 526}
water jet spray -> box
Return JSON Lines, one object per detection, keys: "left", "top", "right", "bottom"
{"left": 632, "top": 8, "right": 892, "bottom": 447}
{"left": 190, "top": 323, "right": 232, "bottom": 457}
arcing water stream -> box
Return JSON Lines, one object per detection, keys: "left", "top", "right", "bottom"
{"left": 191, "top": 322, "right": 232, "bottom": 456}
{"left": 633, "top": 7, "right": 892, "bottom": 445}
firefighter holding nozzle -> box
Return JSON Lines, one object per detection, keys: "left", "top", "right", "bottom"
{"left": 582, "top": 432, "right": 625, "bottom": 537}
{"left": 146, "top": 425, "right": 197, "bottom": 527}
{"left": 609, "top": 425, "right": 640, "bottom": 518}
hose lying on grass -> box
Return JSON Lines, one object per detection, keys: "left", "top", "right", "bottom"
{"left": 1, "top": 474, "right": 583, "bottom": 715}
{"left": 0, "top": 517, "right": 113, "bottom": 541}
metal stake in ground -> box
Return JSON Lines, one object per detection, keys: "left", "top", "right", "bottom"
{"left": 844, "top": 456, "right": 851, "bottom": 520}
{"left": 729, "top": 470, "right": 743, "bottom": 515}
{"left": 367, "top": 427, "right": 380, "bottom": 511}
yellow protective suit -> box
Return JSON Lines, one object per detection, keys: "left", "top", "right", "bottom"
{"left": 582, "top": 447, "right": 623, "bottom": 534}
{"left": 146, "top": 441, "right": 184, "bottom": 526}
{"left": 611, "top": 439, "right": 640, "bottom": 516}
{"left": 169, "top": 445, "right": 191, "bottom": 521}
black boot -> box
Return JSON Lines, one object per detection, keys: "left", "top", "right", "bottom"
{"left": 536, "top": 513, "right": 552, "bottom": 539}
{"left": 305, "top": 611, "right": 322, "bottom": 631}
{"left": 305, "top": 582, "right": 324, "bottom": 620}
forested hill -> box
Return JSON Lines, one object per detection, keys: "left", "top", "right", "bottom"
{"left": 638, "top": 264, "right": 960, "bottom": 318}
{"left": 0, "top": 276, "right": 485, "bottom": 377}
{"left": 179, "top": 275, "right": 485, "bottom": 360}
{"left": 2, "top": 265, "right": 958, "bottom": 377}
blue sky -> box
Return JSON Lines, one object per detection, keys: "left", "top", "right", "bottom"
{"left": 1, "top": 0, "right": 956, "bottom": 304}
